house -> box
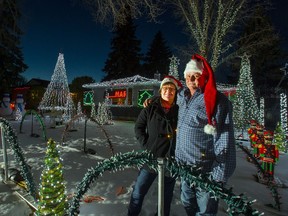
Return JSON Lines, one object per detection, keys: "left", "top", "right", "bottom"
{"left": 82, "top": 75, "right": 236, "bottom": 121}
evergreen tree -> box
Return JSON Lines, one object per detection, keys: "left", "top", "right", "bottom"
{"left": 0, "top": 0, "right": 28, "bottom": 95}
{"left": 233, "top": 53, "right": 259, "bottom": 131}
{"left": 37, "top": 139, "right": 68, "bottom": 216}
{"left": 70, "top": 76, "right": 95, "bottom": 106}
{"left": 102, "top": 7, "right": 142, "bottom": 81}
{"left": 143, "top": 31, "right": 172, "bottom": 78}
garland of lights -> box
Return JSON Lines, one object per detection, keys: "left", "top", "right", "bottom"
{"left": 280, "top": 93, "right": 288, "bottom": 152}
{"left": 259, "top": 97, "right": 265, "bottom": 126}
{"left": 68, "top": 151, "right": 263, "bottom": 216}
{"left": 236, "top": 143, "right": 281, "bottom": 211}
{"left": 19, "top": 109, "right": 47, "bottom": 141}
{"left": 0, "top": 117, "right": 37, "bottom": 199}
{"left": 61, "top": 113, "right": 86, "bottom": 144}
{"left": 90, "top": 118, "right": 115, "bottom": 156}
{"left": 168, "top": 55, "right": 180, "bottom": 79}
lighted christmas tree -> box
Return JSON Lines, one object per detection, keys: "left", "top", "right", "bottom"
{"left": 95, "top": 101, "right": 113, "bottom": 125}
{"left": 77, "top": 101, "right": 82, "bottom": 116}
{"left": 38, "top": 53, "right": 74, "bottom": 118}
{"left": 37, "top": 139, "right": 68, "bottom": 215}
{"left": 15, "top": 107, "right": 22, "bottom": 121}
{"left": 274, "top": 122, "right": 287, "bottom": 153}
{"left": 168, "top": 55, "right": 180, "bottom": 79}
{"left": 93, "top": 92, "right": 111, "bottom": 125}
{"left": 233, "top": 53, "right": 259, "bottom": 131}
{"left": 90, "top": 102, "right": 96, "bottom": 120}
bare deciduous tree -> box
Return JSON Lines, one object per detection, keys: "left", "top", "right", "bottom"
{"left": 81, "top": 0, "right": 166, "bottom": 27}
{"left": 81, "top": 0, "right": 274, "bottom": 73}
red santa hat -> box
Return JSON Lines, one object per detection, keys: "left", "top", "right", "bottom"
{"left": 160, "top": 75, "right": 183, "bottom": 90}
{"left": 190, "top": 54, "right": 218, "bottom": 135}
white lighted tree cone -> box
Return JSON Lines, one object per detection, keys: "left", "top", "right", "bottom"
{"left": 38, "top": 53, "right": 74, "bottom": 113}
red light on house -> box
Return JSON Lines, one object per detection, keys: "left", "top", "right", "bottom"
{"left": 107, "top": 90, "right": 127, "bottom": 98}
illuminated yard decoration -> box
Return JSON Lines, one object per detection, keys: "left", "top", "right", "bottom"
{"left": 36, "top": 139, "right": 68, "bottom": 215}
{"left": 259, "top": 97, "right": 265, "bottom": 126}
{"left": 83, "top": 91, "right": 94, "bottom": 106}
{"left": 280, "top": 92, "right": 287, "bottom": 151}
{"left": 233, "top": 53, "right": 259, "bottom": 131}
{"left": 19, "top": 109, "right": 47, "bottom": 141}
{"left": 38, "top": 53, "right": 74, "bottom": 114}
{"left": 0, "top": 118, "right": 272, "bottom": 216}
{"left": 0, "top": 117, "right": 37, "bottom": 199}
{"left": 68, "top": 151, "right": 263, "bottom": 216}
{"left": 137, "top": 90, "right": 154, "bottom": 107}
{"left": 168, "top": 55, "right": 180, "bottom": 79}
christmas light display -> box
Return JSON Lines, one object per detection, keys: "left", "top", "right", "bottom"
{"left": 83, "top": 91, "right": 94, "bottom": 106}
{"left": 2, "top": 115, "right": 282, "bottom": 214}
{"left": 61, "top": 113, "right": 86, "bottom": 144}
{"left": 273, "top": 122, "right": 287, "bottom": 153}
{"left": 83, "top": 75, "right": 159, "bottom": 88}
{"left": 168, "top": 55, "right": 180, "bottom": 79}
{"left": 259, "top": 131, "right": 279, "bottom": 179}
{"left": 95, "top": 101, "right": 113, "bottom": 125}
{"left": 19, "top": 109, "right": 47, "bottom": 141}
{"left": 233, "top": 53, "right": 259, "bottom": 131}
{"left": 68, "top": 151, "right": 263, "bottom": 216}
{"left": 36, "top": 138, "right": 68, "bottom": 215}
{"left": 0, "top": 117, "right": 37, "bottom": 199}
{"left": 76, "top": 101, "right": 83, "bottom": 116}
{"left": 137, "top": 90, "right": 154, "bottom": 107}
{"left": 38, "top": 53, "right": 74, "bottom": 116}
{"left": 236, "top": 143, "right": 281, "bottom": 211}
{"left": 14, "top": 107, "right": 22, "bottom": 121}
{"left": 259, "top": 97, "right": 265, "bottom": 126}
{"left": 90, "top": 102, "right": 96, "bottom": 119}
{"left": 279, "top": 92, "right": 287, "bottom": 152}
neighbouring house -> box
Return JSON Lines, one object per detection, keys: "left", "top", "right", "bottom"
{"left": 11, "top": 78, "right": 50, "bottom": 110}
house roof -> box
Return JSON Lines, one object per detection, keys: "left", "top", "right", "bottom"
{"left": 82, "top": 75, "right": 160, "bottom": 88}
{"left": 25, "top": 78, "right": 50, "bottom": 87}
{"left": 82, "top": 75, "right": 236, "bottom": 92}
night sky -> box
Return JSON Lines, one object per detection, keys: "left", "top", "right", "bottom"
{"left": 19, "top": 0, "right": 288, "bottom": 84}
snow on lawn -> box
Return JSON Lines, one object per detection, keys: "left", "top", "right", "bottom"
{"left": 1, "top": 117, "right": 288, "bottom": 216}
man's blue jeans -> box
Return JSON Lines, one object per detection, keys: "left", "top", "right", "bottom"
{"left": 180, "top": 180, "right": 219, "bottom": 216}
{"left": 128, "top": 168, "right": 176, "bottom": 216}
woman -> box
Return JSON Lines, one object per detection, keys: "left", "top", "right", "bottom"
{"left": 127, "top": 75, "right": 182, "bottom": 216}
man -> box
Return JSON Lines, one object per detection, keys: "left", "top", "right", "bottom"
{"left": 176, "top": 54, "right": 236, "bottom": 215}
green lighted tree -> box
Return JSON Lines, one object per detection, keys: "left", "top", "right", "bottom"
{"left": 274, "top": 122, "right": 287, "bottom": 153}
{"left": 37, "top": 139, "right": 68, "bottom": 216}
{"left": 233, "top": 53, "right": 259, "bottom": 131}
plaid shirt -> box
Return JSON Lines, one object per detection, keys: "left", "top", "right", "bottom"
{"left": 175, "top": 88, "right": 236, "bottom": 183}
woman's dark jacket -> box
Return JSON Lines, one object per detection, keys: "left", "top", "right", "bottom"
{"left": 134, "top": 97, "right": 178, "bottom": 160}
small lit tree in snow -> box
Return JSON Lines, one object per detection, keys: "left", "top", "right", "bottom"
{"left": 36, "top": 139, "right": 68, "bottom": 215}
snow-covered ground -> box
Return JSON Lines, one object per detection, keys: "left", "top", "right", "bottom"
{"left": 0, "top": 116, "right": 287, "bottom": 216}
